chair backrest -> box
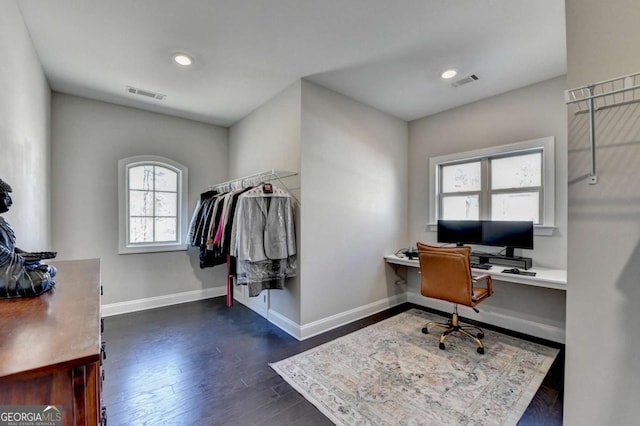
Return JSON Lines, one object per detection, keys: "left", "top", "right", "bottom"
{"left": 417, "top": 244, "right": 474, "bottom": 307}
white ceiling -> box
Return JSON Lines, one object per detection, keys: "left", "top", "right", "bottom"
{"left": 17, "top": 0, "right": 566, "bottom": 127}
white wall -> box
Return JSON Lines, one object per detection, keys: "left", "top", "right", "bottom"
{"left": 229, "top": 81, "right": 301, "bottom": 178}
{"left": 564, "top": 0, "right": 640, "bottom": 423}
{"left": 229, "top": 80, "right": 408, "bottom": 331}
{"left": 409, "top": 76, "right": 568, "bottom": 268}
{"left": 408, "top": 77, "right": 568, "bottom": 341}
{"left": 300, "top": 80, "right": 408, "bottom": 325}
{"left": 229, "top": 81, "right": 302, "bottom": 322}
{"left": 0, "top": 1, "right": 51, "bottom": 249}
{"left": 51, "top": 94, "right": 229, "bottom": 305}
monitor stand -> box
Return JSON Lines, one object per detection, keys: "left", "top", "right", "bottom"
{"left": 471, "top": 249, "right": 533, "bottom": 270}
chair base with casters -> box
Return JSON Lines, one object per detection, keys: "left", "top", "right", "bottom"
{"left": 421, "top": 304, "right": 486, "bottom": 354}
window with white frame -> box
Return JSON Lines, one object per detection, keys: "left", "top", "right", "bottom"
{"left": 429, "top": 137, "right": 555, "bottom": 234}
{"left": 118, "top": 156, "right": 188, "bottom": 254}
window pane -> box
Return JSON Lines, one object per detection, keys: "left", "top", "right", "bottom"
{"left": 442, "top": 161, "right": 481, "bottom": 193}
{"left": 129, "top": 165, "right": 154, "bottom": 191}
{"left": 120, "top": 156, "right": 188, "bottom": 253}
{"left": 491, "top": 152, "right": 541, "bottom": 190}
{"left": 492, "top": 192, "right": 540, "bottom": 222}
{"left": 154, "top": 167, "right": 177, "bottom": 192}
{"left": 130, "top": 217, "right": 154, "bottom": 243}
{"left": 155, "top": 192, "right": 177, "bottom": 216}
{"left": 155, "top": 218, "right": 177, "bottom": 242}
{"left": 130, "top": 190, "right": 154, "bottom": 217}
{"left": 442, "top": 195, "right": 479, "bottom": 220}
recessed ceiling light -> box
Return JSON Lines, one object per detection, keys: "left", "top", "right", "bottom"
{"left": 441, "top": 69, "right": 457, "bottom": 80}
{"left": 174, "top": 53, "right": 193, "bottom": 66}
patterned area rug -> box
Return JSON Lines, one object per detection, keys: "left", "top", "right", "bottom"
{"left": 271, "top": 309, "right": 559, "bottom": 426}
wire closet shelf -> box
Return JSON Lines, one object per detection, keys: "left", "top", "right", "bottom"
{"left": 209, "top": 169, "right": 299, "bottom": 203}
{"left": 565, "top": 71, "right": 640, "bottom": 185}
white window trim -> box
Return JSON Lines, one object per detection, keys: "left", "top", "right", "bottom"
{"left": 428, "top": 136, "right": 555, "bottom": 236}
{"left": 118, "top": 155, "right": 189, "bottom": 254}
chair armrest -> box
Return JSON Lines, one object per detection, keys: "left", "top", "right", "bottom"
{"left": 472, "top": 273, "right": 494, "bottom": 295}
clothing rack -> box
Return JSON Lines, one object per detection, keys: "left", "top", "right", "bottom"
{"left": 210, "top": 169, "right": 300, "bottom": 204}
{"left": 565, "top": 71, "right": 640, "bottom": 185}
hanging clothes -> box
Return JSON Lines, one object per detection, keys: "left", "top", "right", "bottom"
{"left": 187, "top": 190, "right": 217, "bottom": 247}
{"left": 188, "top": 182, "right": 297, "bottom": 304}
{"left": 230, "top": 183, "right": 296, "bottom": 297}
{"left": 187, "top": 190, "right": 228, "bottom": 268}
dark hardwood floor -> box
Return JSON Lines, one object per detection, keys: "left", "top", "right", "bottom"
{"left": 102, "top": 297, "right": 563, "bottom": 425}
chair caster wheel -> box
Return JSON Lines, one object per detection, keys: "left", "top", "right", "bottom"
{"left": 439, "top": 342, "right": 445, "bottom": 350}
{"left": 477, "top": 332, "right": 484, "bottom": 339}
{"left": 421, "top": 327, "right": 429, "bottom": 334}
{"left": 477, "top": 347, "right": 485, "bottom": 354}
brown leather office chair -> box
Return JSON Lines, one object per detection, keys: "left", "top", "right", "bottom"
{"left": 416, "top": 243, "right": 493, "bottom": 354}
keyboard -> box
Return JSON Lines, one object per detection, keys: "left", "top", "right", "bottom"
{"left": 502, "top": 268, "right": 537, "bottom": 276}
{"left": 471, "top": 262, "right": 492, "bottom": 270}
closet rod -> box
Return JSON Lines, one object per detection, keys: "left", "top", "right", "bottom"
{"left": 209, "top": 169, "right": 300, "bottom": 204}
{"left": 210, "top": 169, "right": 296, "bottom": 189}
{"left": 565, "top": 71, "right": 640, "bottom": 185}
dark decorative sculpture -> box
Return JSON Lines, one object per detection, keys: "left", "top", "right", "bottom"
{"left": 0, "top": 178, "right": 57, "bottom": 298}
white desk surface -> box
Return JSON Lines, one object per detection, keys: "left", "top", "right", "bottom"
{"left": 384, "top": 254, "right": 567, "bottom": 291}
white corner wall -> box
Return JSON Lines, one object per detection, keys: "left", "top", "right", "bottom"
{"left": 408, "top": 77, "right": 568, "bottom": 341}
{"left": 51, "top": 94, "right": 229, "bottom": 306}
{"left": 229, "top": 81, "right": 302, "bottom": 323}
{"left": 408, "top": 76, "right": 568, "bottom": 268}
{"left": 300, "top": 80, "right": 408, "bottom": 326}
{"left": 229, "top": 81, "right": 301, "bottom": 179}
{"left": 0, "top": 1, "right": 51, "bottom": 249}
{"left": 565, "top": 0, "right": 640, "bottom": 423}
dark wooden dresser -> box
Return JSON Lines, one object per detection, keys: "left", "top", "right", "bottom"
{"left": 0, "top": 259, "right": 105, "bottom": 425}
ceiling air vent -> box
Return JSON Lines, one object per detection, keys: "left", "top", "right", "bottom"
{"left": 451, "top": 74, "right": 479, "bottom": 88}
{"left": 126, "top": 86, "right": 166, "bottom": 101}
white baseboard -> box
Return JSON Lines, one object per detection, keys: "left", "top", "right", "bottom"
{"left": 102, "top": 289, "right": 564, "bottom": 344}
{"left": 267, "top": 293, "right": 408, "bottom": 341}
{"left": 240, "top": 294, "right": 407, "bottom": 341}
{"left": 101, "top": 287, "right": 226, "bottom": 317}
{"left": 291, "top": 293, "right": 408, "bottom": 341}
{"left": 406, "top": 291, "right": 565, "bottom": 343}
{"left": 268, "top": 309, "right": 303, "bottom": 340}
{"left": 268, "top": 293, "right": 407, "bottom": 340}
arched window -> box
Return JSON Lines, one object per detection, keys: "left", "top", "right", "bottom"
{"left": 118, "top": 156, "right": 188, "bottom": 254}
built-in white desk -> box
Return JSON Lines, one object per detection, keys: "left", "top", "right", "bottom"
{"left": 384, "top": 254, "right": 567, "bottom": 291}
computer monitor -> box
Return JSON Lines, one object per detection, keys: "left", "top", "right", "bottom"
{"left": 481, "top": 220, "right": 534, "bottom": 258}
{"left": 437, "top": 220, "right": 483, "bottom": 246}
{"left": 437, "top": 219, "right": 534, "bottom": 258}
